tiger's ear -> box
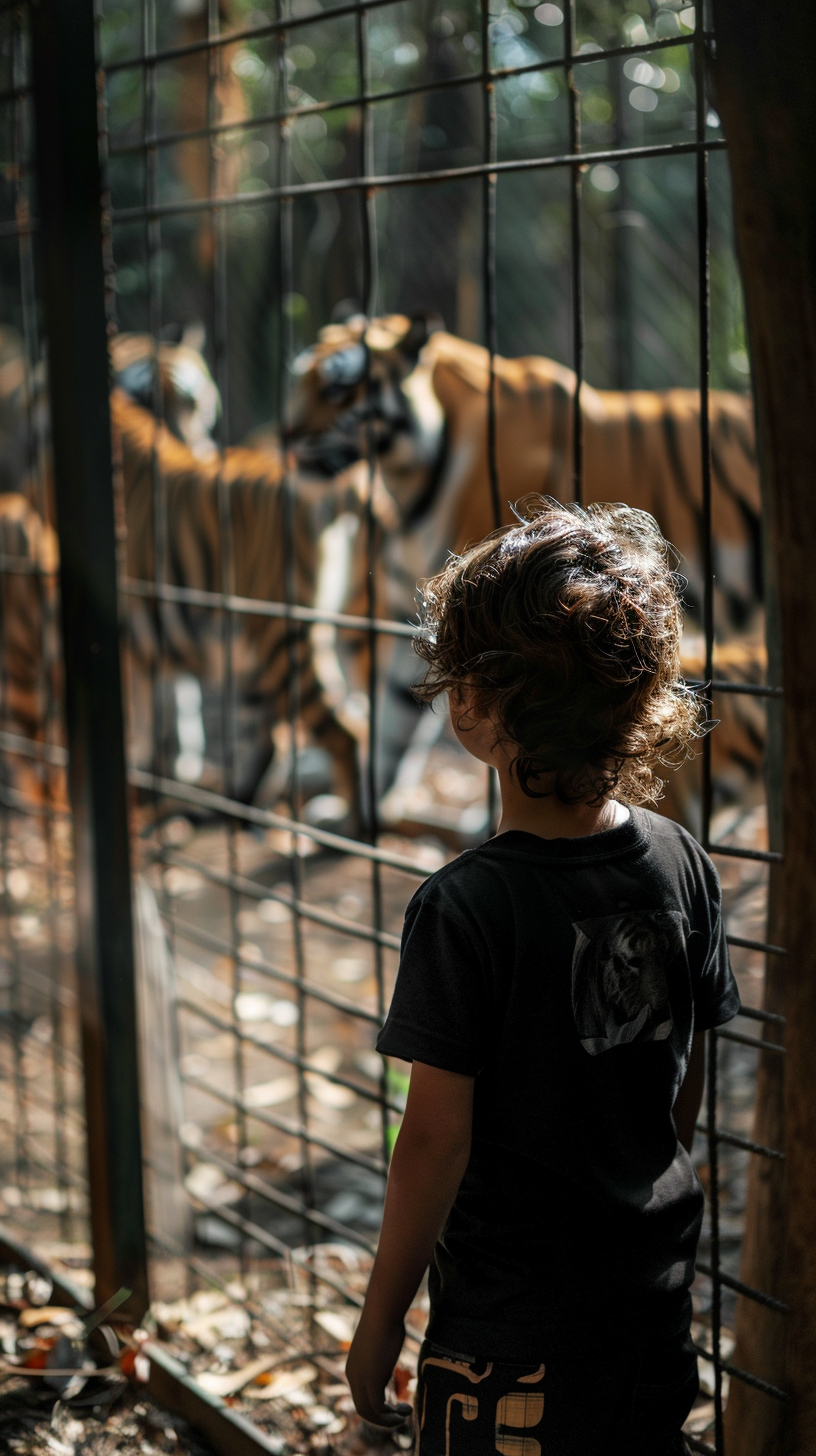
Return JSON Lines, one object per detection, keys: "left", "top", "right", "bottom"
{"left": 331, "top": 298, "right": 364, "bottom": 325}
{"left": 181, "top": 321, "right": 206, "bottom": 354}
{"left": 399, "top": 311, "right": 444, "bottom": 362}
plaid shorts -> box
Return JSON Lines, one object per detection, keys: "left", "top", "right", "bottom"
{"left": 413, "top": 1328, "right": 698, "bottom": 1456}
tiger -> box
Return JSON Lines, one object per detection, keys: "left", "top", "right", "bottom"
{"left": 0, "top": 394, "right": 375, "bottom": 828}
{"left": 0, "top": 492, "right": 62, "bottom": 805}
{"left": 0, "top": 327, "right": 222, "bottom": 526}
{"left": 287, "top": 312, "right": 761, "bottom": 628}
{"left": 664, "top": 632, "right": 769, "bottom": 837}
{"left": 285, "top": 312, "right": 765, "bottom": 809}
{"left": 110, "top": 329, "right": 221, "bottom": 461}
{"left": 0, "top": 323, "right": 380, "bottom": 823}
{"left": 112, "top": 387, "right": 379, "bottom": 819}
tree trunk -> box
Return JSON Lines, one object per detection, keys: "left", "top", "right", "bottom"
{"left": 713, "top": 6, "right": 816, "bottom": 1452}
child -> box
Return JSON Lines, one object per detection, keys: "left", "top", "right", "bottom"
{"left": 346, "top": 499, "right": 739, "bottom": 1455}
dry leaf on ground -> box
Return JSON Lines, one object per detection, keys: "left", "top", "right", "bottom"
{"left": 196, "top": 1353, "right": 280, "bottom": 1397}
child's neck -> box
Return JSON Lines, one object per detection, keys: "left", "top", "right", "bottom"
{"left": 495, "top": 766, "right": 630, "bottom": 841}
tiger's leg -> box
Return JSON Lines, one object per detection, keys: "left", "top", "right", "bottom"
{"left": 301, "top": 697, "right": 362, "bottom": 831}
{"left": 374, "top": 637, "right": 443, "bottom": 803}
{"left": 254, "top": 645, "right": 363, "bottom": 829}
{"left": 245, "top": 618, "right": 363, "bottom": 826}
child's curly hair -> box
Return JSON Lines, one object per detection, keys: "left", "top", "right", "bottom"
{"left": 413, "top": 497, "right": 704, "bottom": 807}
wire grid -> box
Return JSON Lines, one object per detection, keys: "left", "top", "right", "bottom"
{"left": 98, "top": 0, "right": 787, "bottom": 1447}
{"left": 0, "top": 0, "right": 788, "bottom": 1450}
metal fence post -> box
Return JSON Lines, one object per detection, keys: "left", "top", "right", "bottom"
{"left": 30, "top": 0, "right": 149, "bottom": 1318}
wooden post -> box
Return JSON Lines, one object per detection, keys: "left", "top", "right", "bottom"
{"left": 713, "top": 5, "right": 816, "bottom": 1452}
{"left": 30, "top": 0, "right": 149, "bottom": 1318}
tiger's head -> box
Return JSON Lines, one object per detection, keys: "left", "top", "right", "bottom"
{"left": 598, "top": 916, "right": 670, "bottom": 1022}
{"left": 285, "top": 312, "right": 446, "bottom": 494}
{"left": 110, "top": 326, "right": 221, "bottom": 460}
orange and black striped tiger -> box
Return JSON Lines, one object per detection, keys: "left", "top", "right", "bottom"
{"left": 286, "top": 312, "right": 765, "bottom": 809}
{"left": 110, "top": 330, "right": 221, "bottom": 462}
{"left": 0, "top": 326, "right": 223, "bottom": 523}
{"left": 287, "top": 312, "right": 761, "bottom": 633}
{"left": 0, "top": 326, "right": 375, "bottom": 822}
{"left": 665, "top": 634, "right": 768, "bottom": 835}
{"left": 113, "top": 387, "right": 374, "bottom": 815}
{"left": 0, "top": 492, "right": 62, "bottom": 804}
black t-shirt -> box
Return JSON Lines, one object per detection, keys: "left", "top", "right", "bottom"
{"left": 376, "top": 808, "right": 740, "bottom": 1361}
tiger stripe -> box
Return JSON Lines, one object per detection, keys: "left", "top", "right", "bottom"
{"left": 114, "top": 387, "right": 372, "bottom": 810}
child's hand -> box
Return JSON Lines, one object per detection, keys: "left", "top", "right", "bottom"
{"left": 346, "top": 1312, "right": 413, "bottom": 1429}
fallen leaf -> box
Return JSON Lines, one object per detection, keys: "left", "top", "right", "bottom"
{"left": 244, "top": 1077, "right": 298, "bottom": 1109}
{"left": 120, "top": 1346, "right": 137, "bottom": 1377}
{"left": 282, "top": 1386, "right": 315, "bottom": 1408}
{"left": 355, "top": 1050, "right": 384, "bottom": 1079}
{"left": 163, "top": 866, "right": 204, "bottom": 898}
{"left": 235, "top": 992, "right": 276, "bottom": 1022}
{"left": 21, "top": 1340, "right": 56, "bottom": 1369}
{"left": 333, "top": 959, "right": 369, "bottom": 985}
{"left": 314, "top": 1310, "right": 356, "bottom": 1346}
{"left": 196, "top": 1353, "right": 281, "bottom": 1397}
{"left": 686, "top": 1401, "right": 715, "bottom": 1434}
{"left": 153, "top": 1290, "right": 255, "bottom": 1349}
{"left": 18, "top": 1306, "right": 76, "bottom": 1329}
{"left": 245, "top": 1362, "right": 318, "bottom": 1399}
{"left": 310, "top": 1406, "right": 337, "bottom": 1426}
{"left": 154, "top": 1290, "right": 229, "bottom": 1328}
{"left": 182, "top": 1305, "right": 251, "bottom": 1350}
{"left": 306, "top": 1075, "right": 356, "bottom": 1109}
{"left": 309, "top": 1046, "right": 342, "bottom": 1075}
{"left": 45, "top": 1438, "right": 73, "bottom": 1456}
{"left": 184, "top": 1163, "right": 242, "bottom": 1206}
{"left": 26, "top": 1275, "right": 53, "bottom": 1305}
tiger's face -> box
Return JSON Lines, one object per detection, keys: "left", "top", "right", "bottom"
{"left": 285, "top": 313, "right": 444, "bottom": 485}
{"left": 571, "top": 909, "right": 680, "bottom": 1055}
{"left": 110, "top": 329, "right": 220, "bottom": 460}
{"left": 599, "top": 917, "right": 670, "bottom": 1023}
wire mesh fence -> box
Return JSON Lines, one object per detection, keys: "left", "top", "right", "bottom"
{"left": 0, "top": 0, "right": 789, "bottom": 1451}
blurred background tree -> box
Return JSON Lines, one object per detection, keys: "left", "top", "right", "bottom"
{"left": 86, "top": 0, "right": 750, "bottom": 442}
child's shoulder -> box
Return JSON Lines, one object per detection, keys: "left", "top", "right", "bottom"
{"left": 637, "top": 807, "right": 721, "bottom": 888}
{"left": 405, "top": 844, "right": 499, "bottom": 918}
{"left": 639, "top": 806, "right": 711, "bottom": 856}
{"left": 406, "top": 810, "right": 720, "bottom": 916}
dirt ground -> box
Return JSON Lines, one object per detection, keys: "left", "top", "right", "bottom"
{"left": 0, "top": 1381, "right": 218, "bottom": 1456}
{"left": 0, "top": 716, "right": 775, "bottom": 1453}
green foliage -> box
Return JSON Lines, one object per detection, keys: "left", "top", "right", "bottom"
{"left": 95, "top": 0, "right": 750, "bottom": 440}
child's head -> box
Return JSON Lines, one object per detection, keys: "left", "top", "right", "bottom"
{"left": 413, "top": 497, "right": 701, "bottom": 806}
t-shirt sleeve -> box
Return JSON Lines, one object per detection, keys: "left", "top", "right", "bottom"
{"left": 691, "top": 870, "right": 741, "bottom": 1031}
{"left": 376, "top": 878, "right": 491, "bottom": 1076}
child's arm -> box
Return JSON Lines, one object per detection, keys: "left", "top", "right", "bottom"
{"left": 673, "top": 1031, "right": 706, "bottom": 1153}
{"left": 346, "top": 1060, "right": 474, "bottom": 1426}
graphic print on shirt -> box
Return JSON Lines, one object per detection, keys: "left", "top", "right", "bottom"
{"left": 571, "top": 910, "right": 687, "bottom": 1056}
